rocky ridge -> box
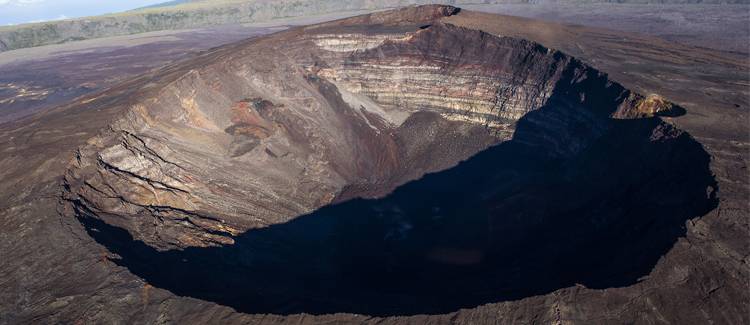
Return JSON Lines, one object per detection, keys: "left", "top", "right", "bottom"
{"left": 1, "top": 0, "right": 746, "bottom": 52}
{"left": 62, "top": 7, "right": 681, "bottom": 251}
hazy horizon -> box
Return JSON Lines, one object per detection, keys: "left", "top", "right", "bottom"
{"left": 0, "top": 0, "right": 168, "bottom": 25}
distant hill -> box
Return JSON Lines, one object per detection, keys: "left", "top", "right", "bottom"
{"left": 0, "top": 0, "right": 747, "bottom": 52}
{"left": 134, "top": 0, "right": 196, "bottom": 10}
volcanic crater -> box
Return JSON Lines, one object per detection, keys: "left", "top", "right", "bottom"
{"left": 61, "top": 5, "right": 717, "bottom": 316}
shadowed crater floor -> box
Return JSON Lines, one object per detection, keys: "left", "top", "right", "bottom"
{"left": 76, "top": 101, "right": 717, "bottom": 316}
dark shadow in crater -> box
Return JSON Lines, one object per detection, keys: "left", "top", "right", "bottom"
{"left": 75, "top": 76, "right": 717, "bottom": 316}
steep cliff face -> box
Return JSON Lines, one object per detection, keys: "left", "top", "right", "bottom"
{"left": 62, "top": 7, "right": 686, "bottom": 251}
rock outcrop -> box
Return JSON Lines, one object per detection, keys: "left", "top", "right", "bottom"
{"left": 62, "top": 8, "right": 678, "bottom": 251}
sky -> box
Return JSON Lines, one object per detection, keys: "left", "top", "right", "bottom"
{"left": 0, "top": 0, "right": 169, "bottom": 25}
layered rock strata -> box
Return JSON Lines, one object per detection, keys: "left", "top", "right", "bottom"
{"left": 63, "top": 6, "right": 687, "bottom": 253}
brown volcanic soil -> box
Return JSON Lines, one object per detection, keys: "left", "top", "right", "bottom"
{"left": 0, "top": 5, "right": 747, "bottom": 324}
{"left": 462, "top": 3, "right": 750, "bottom": 55}
{"left": 0, "top": 25, "right": 276, "bottom": 124}
{"left": 0, "top": 10, "right": 376, "bottom": 124}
